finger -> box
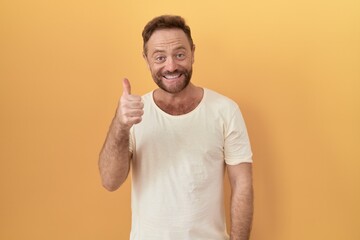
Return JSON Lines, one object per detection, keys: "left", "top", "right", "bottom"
{"left": 122, "top": 78, "right": 131, "bottom": 95}
{"left": 128, "top": 116, "right": 143, "bottom": 125}
{"left": 122, "top": 114, "right": 143, "bottom": 126}
{"left": 122, "top": 108, "right": 144, "bottom": 117}
{"left": 124, "top": 101, "right": 144, "bottom": 109}
{"left": 123, "top": 94, "right": 142, "bottom": 102}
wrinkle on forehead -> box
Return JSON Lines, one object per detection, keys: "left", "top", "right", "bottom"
{"left": 151, "top": 46, "right": 186, "bottom": 57}
{"left": 147, "top": 29, "right": 191, "bottom": 54}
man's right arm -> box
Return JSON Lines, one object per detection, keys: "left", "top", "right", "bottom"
{"left": 98, "top": 78, "right": 144, "bottom": 191}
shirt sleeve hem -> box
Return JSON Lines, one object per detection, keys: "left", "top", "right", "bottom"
{"left": 225, "top": 158, "right": 253, "bottom": 165}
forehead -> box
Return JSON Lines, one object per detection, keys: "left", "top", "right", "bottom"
{"left": 146, "top": 29, "right": 191, "bottom": 52}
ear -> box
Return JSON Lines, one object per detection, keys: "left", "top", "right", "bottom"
{"left": 191, "top": 44, "right": 196, "bottom": 64}
{"left": 143, "top": 52, "right": 150, "bottom": 70}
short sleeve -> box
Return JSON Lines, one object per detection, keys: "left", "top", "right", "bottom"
{"left": 224, "top": 106, "right": 253, "bottom": 165}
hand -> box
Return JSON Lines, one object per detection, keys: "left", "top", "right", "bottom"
{"left": 116, "top": 78, "right": 144, "bottom": 130}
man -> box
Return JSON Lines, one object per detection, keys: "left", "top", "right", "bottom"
{"left": 99, "top": 15, "right": 254, "bottom": 240}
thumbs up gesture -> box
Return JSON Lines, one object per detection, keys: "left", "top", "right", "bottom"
{"left": 117, "top": 78, "right": 144, "bottom": 130}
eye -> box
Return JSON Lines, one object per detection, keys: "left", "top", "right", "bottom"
{"left": 176, "top": 53, "right": 186, "bottom": 59}
{"left": 155, "top": 55, "right": 166, "bottom": 63}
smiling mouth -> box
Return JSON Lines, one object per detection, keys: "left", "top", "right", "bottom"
{"left": 163, "top": 73, "right": 183, "bottom": 80}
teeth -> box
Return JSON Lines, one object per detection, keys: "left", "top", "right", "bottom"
{"left": 164, "top": 74, "right": 181, "bottom": 79}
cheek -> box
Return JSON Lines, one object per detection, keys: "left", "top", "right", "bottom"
{"left": 183, "top": 61, "right": 193, "bottom": 71}
{"left": 148, "top": 62, "right": 157, "bottom": 71}
{"left": 149, "top": 64, "right": 163, "bottom": 77}
{"left": 154, "top": 65, "right": 163, "bottom": 72}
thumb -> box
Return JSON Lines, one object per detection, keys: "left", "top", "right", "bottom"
{"left": 122, "top": 78, "right": 131, "bottom": 95}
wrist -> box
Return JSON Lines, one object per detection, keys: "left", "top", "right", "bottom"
{"left": 113, "top": 115, "right": 131, "bottom": 134}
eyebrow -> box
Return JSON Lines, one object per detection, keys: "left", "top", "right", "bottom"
{"left": 151, "top": 46, "right": 187, "bottom": 57}
{"left": 151, "top": 49, "right": 165, "bottom": 57}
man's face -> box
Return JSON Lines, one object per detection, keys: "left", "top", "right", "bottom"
{"left": 144, "top": 29, "right": 195, "bottom": 94}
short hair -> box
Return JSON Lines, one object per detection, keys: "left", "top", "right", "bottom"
{"left": 142, "top": 15, "right": 194, "bottom": 55}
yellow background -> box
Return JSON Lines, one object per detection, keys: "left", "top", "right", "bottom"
{"left": 1, "top": 0, "right": 359, "bottom": 239}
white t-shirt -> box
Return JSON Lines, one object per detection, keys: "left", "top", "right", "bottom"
{"left": 129, "top": 88, "right": 253, "bottom": 240}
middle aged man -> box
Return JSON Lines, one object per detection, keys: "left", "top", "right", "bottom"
{"left": 99, "top": 15, "right": 254, "bottom": 240}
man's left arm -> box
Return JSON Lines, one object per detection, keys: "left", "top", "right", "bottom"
{"left": 227, "top": 162, "right": 254, "bottom": 240}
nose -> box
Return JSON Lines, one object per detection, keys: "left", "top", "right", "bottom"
{"left": 164, "top": 56, "right": 177, "bottom": 72}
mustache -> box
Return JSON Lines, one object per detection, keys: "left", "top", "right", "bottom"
{"left": 162, "top": 70, "right": 186, "bottom": 75}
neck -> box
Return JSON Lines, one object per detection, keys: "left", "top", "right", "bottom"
{"left": 153, "top": 83, "right": 204, "bottom": 115}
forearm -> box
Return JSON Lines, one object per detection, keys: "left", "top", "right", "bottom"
{"left": 230, "top": 181, "right": 254, "bottom": 240}
{"left": 99, "top": 116, "right": 131, "bottom": 191}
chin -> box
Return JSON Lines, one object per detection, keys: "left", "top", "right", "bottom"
{"left": 158, "top": 79, "right": 190, "bottom": 94}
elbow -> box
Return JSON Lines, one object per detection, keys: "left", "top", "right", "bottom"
{"left": 101, "top": 176, "right": 126, "bottom": 192}
{"left": 102, "top": 182, "right": 120, "bottom": 192}
{"left": 98, "top": 158, "right": 130, "bottom": 192}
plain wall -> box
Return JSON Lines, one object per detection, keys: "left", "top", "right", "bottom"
{"left": 0, "top": 0, "right": 359, "bottom": 239}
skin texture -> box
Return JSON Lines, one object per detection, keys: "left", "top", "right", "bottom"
{"left": 144, "top": 29, "right": 203, "bottom": 115}
{"left": 98, "top": 78, "right": 144, "bottom": 191}
{"left": 98, "top": 28, "right": 253, "bottom": 239}
{"left": 228, "top": 163, "right": 254, "bottom": 240}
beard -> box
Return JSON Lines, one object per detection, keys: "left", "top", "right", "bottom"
{"left": 152, "top": 67, "right": 193, "bottom": 94}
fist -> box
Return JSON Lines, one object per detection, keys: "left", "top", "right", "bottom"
{"left": 117, "top": 78, "right": 144, "bottom": 130}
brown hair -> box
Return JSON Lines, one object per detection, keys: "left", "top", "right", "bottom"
{"left": 142, "top": 15, "right": 194, "bottom": 55}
